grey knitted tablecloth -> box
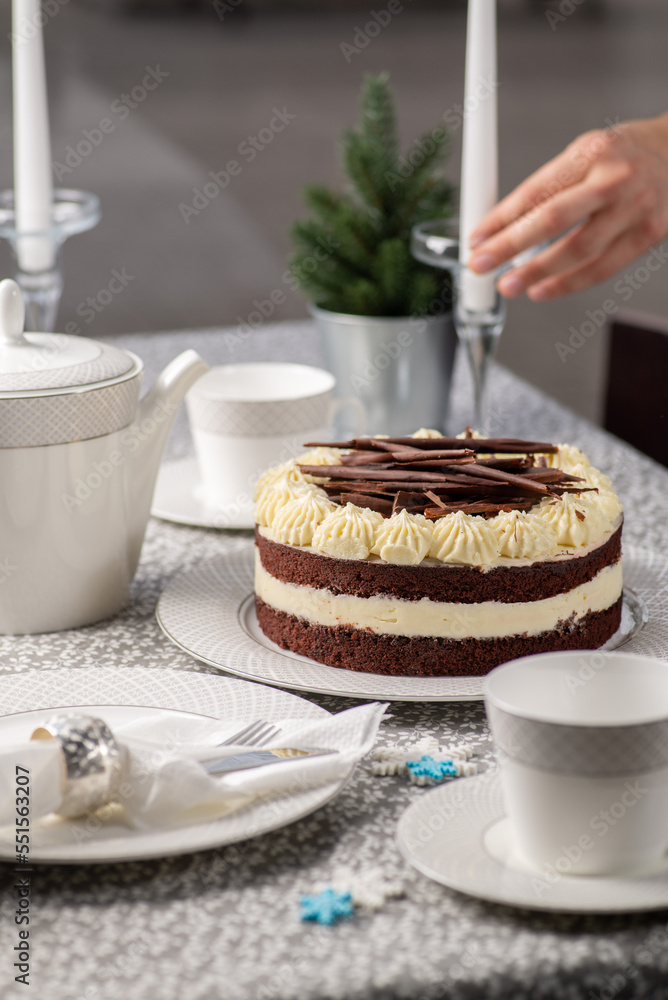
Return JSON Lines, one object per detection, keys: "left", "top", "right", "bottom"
{"left": 1, "top": 322, "right": 667, "bottom": 1000}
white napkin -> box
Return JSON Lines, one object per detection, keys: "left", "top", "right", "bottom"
{"left": 0, "top": 703, "right": 387, "bottom": 832}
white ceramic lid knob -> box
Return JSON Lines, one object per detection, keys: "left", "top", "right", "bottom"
{"left": 0, "top": 279, "right": 28, "bottom": 348}
{"left": 0, "top": 277, "right": 136, "bottom": 409}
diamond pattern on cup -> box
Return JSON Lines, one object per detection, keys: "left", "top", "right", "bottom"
{"left": 0, "top": 376, "right": 141, "bottom": 448}
{"left": 487, "top": 704, "right": 668, "bottom": 775}
{"left": 186, "top": 393, "right": 330, "bottom": 438}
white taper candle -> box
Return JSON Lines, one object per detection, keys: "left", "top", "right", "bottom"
{"left": 459, "top": 0, "right": 498, "bottom": 313}
{"left": 12, "top": 0, "right": 56, "bottom": 273}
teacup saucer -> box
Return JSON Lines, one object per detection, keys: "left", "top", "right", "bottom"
{"left": 396, "top": 773, "right": 668, "bottom": 913}
{"left": 152, "top": 457, "right": 254, "bottom": 530}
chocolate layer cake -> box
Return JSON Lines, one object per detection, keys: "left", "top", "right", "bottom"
{"left": 253, "top": 432, "right": 623, "bottom": 677}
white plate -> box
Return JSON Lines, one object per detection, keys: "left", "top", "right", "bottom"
{"left": 152, "top": 457, "right": 254, "bottom": 530}
{"left": 156, "top": 542, "right": 653, "bottom": 703}
{"left": 0, "top": 667, "right": 344, "bottom": 864}
{"left": 396, "top": 772, "right": 668, "bottom": 913}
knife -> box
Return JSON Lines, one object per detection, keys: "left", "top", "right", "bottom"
{"left": 201, "top": 747, "right": 337, "bottom": 776}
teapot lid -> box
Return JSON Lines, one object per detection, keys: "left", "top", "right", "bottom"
{"left": 0, "top": 279, "right": 136, "bottom": 394}
{"left": 0, "top": 281, "right": 143, "bottom": 449}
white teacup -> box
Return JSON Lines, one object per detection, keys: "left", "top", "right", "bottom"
{"left": 186, "top": 362, "right": 360, "bottom": 522}
{"left": 484, "top": 651, "right": 668, "bottom": 876}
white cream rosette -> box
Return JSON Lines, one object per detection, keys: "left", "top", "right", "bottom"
{"left": 254, "top": 460, "right": 303, "bottom": 502}
{"left": 272, "top": 492, "right": 338, "bottom": 547}
{"left": 531, "top": 493, "right": 613, "bottom": 547}
{"left": 566, "top": 462, "right": 623, "bottom": 524}
{"left": 429, "top": 510, "right": 500, "bottom": 565}
{"left": 545, "top": 443, "right": 591, "bottom": 474}
{"left": 255, "top": 472, "right": 324, "bottom": 528}
{"left": 312, "top": 503, "right": 383, "bottom": 560}
{"left": 488, "top": 509, "right": 559, "bottom": 560}
{"left": 371, "top": 509, "right": 433, "bottom": 565}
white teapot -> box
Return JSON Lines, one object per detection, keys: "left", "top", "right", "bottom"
{"left": 0, "top": 279, "right": 209, "bottom": 634}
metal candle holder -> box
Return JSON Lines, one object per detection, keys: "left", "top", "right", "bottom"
{"left": 0, "top": 188, "right": 101, "bottom": 333}
{"left": 411, "top": 219, "right": 506, "bottom": 436}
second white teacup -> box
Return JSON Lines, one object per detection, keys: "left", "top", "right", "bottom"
{"left": 186, "top": 362, "right": 358, "bottom": 523}
{"left": 484, "top": 651, "right": 668, "bottom": 877}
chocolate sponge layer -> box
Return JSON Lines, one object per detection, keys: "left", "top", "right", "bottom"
{"left": 255, "top": 523, "right": 622, "bottom": 604}
{"left": 255, "top": 596, "right": 623, "bottom": 678}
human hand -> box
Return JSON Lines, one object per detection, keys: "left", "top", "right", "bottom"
{"left": 467, "top": 114, "right": 668, "bottom": 300}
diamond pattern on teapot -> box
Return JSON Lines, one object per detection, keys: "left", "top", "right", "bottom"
{"left": 0, "top": 377, "right": 141, "bottom": 448}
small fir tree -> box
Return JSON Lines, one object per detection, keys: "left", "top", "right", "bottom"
{"left": 289, "top": 73, "right": 455, "bottom": 318}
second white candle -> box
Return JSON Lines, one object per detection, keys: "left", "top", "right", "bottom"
{"left": 12, "top": 0, "right": 56, "bottom": 274}
{"left": 458, "top": 0, "right": 498, "bottom": 314}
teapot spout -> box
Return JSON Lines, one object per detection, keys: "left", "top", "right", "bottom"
{"left": 128, "top": 350, "right": 209, "bottom": 571}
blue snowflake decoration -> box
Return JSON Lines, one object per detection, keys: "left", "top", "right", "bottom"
{"left": 405, "top": 756, "right": 459, "bottom": 782}
{"left": 300, "top": 888, "right": 354, "bottom": 926}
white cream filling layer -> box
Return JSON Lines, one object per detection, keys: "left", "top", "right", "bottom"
{"left": 255, "top": 552, "right": 623, "bottom": 640}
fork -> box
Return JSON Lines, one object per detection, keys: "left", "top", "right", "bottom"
{"left": 218, "top": 720, "right": 282, "bottom": 748}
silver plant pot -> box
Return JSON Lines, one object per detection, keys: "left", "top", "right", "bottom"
{"left": 310, "top": 305, "right": 458, "bottom": 438}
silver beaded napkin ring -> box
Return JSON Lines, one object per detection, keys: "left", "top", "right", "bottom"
{"left": 31, "top": 713, "right": 123, "bottom": 819}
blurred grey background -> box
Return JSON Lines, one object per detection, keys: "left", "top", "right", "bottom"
{"left": 0, "top": 0, "right": 665, "bottom": 423}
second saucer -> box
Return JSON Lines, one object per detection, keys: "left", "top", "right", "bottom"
{"left": 396, "top": 772, "right": 668, "bottom": 913}
{"left": 152, "top": 457, "right": 254, "bottom": 530}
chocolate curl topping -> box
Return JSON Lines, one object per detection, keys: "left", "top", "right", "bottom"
{"left": 382, "top": 451, "right": 476, "bottom": 463}
{"left": 424, "top": 500, "right": 537, "bottom": 518}
{"left": 340, "top": 451, "right": 399, "bottom": 466}
{"left": 299, "top": 465, "right": 462, "bottom": 483}
{"left": 456, "top": 463, "right": 555, "bottom": 495}
{"left": 425, "top": 490, "right": 447, "bottom": 509}
{"left": 340, "top": 450, "right": 475, "bottom": 466}
{"left": 304, "top": 436, "right": 558, "bottom": 454}
{"left": 299, "top": 433, "right": 578, "bottom": 518}
{"left": 337, "top": 493, "right": 394, "bottom": 516}
{"left": 321, "top": 480, "right": 532, "bottom": 494}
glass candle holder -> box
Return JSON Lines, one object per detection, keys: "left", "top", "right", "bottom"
{"left": 0, "top": 188, "right": 101, "bottom": 333}
{"left": 411, "top": 219, "right": 505, "bottom": 434}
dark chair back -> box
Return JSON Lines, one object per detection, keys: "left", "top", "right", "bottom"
{"left": 604, "top": 311, "right": 668, "bottom": 467}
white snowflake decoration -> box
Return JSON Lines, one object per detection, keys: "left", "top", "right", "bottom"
{"left": 322, "top": 866, "right": 405, "bottom": 911}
